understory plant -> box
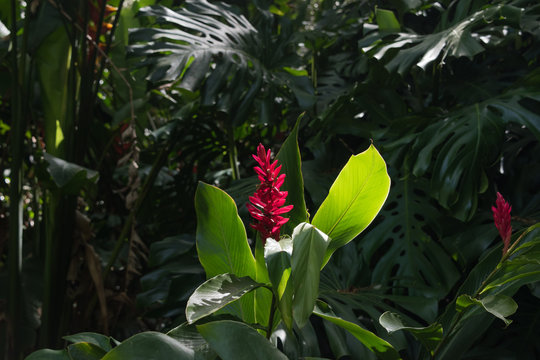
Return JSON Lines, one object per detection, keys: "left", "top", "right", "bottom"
{"left": 26, "top": 118, "right": 540, "bottom": 360}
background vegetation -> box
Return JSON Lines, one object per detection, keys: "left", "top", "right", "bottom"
{"left": 1, "top": 0, "right": 539, "bottom": 358}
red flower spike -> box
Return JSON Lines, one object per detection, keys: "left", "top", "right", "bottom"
{"left": 492, "top": 192, "right": 512, "bottom": 255}
{"left": 247, "top": 143, "right": 293, "bottom": 244}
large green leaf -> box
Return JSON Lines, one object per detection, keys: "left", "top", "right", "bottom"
{"left": 194, "top": 182, "right": 257, "bottom": 322}
{"left": 34, "top": 25, "right": 71, "bottom": 156}
{"left": 361, "top": 176, "right": 460, "bottom": 299}
{"left": 63, "top": 332, "right": 113, "bottom": 352}
{"left": 291, "top": 223, "right": 329, "bottom": 328}
{"left": 147, "top": 235, "right": 195, "bottom": 267}
{"left": 186, "top": 273, "right": 265, "bottom": 324}
{"left": 311, "top": 144, "right": 390, "bottom": 265}
{"left": 364, "top": 5, "right": 509, "bottom": 75}
{"left": 195, "top": 182, "right": 256, "bottom": 278}
{"left": 41, "top": 153, "right": 99, "bottom": 194}
{"left": 25, "top": 349, "right": 70, "bottom": 360}
{"left": 130, "top": 1, "right": 313, "bottom": 124}
{"left": 101, "top": 332, "right": 194, "bottom": 360}
{"left": 276, "top": 114, "right": 309, "bottom": 234}
{"left": 379, "top": 312, "right": 442, "bottom": 354}
{"left": 167, "top": 323, "right": 217, "bottom": 360}
{"left": 409, "top": 104, "right": 504, "bottom": 220}
{"left": 67, "top": 342, "right": 107, "bottom": 360}
{"left": 265, "top": 238, "right": 294, "bottom": 330}
{"left": 197, "top": 320, "right": 288, "bottom": 360}
{"left": 313, "top": 301, "right": 400, "bottom": 360}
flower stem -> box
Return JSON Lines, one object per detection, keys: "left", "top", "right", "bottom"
{"left": 266, "top": 294, "right": 277, "bottom": 340}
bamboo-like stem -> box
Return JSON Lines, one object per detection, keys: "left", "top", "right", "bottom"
{"left": 7, "top": 1, "right": 22, "bottom": 358}
{"left": 227, "top": 121, "right": 240, "bottom": 180}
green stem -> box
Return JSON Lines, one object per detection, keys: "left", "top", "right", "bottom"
{"left": 266, "top": 294, "right": 277, "bottom": 340}
{"left": 227, "top": 121, "right": 240, "bottom": 180}
{"left": 432, "top": 228, "right": 532, "bottom": 357}
{"left": 7, "top": 1, "right": 22, "bottom": 357}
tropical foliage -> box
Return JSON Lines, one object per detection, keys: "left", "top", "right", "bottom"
{"left": 1, "top": 0, "right": 539, "bottom": 359}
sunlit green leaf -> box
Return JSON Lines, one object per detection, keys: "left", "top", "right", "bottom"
{"left": 186, "top": 273, "right": 265, "bottom": 324}
{"left": 265, "top": 238, "right": 294, "bottom": 330}
{"left": 276, "top": 113, "right": 309, "bottom": 235}
{"left": 312, "top": 144, "right": 390, "bottom": 266}
{"left": 195, "top": 182, "right": 257, "bottom": 323}
{"left": 456, "top": 294, "right": 518, "bottom": 326}
{"left": 291, "top": 223, "right": 329, "bottom": 328}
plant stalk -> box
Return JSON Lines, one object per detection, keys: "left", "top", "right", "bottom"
{"left": 227, "top": 121, "right": 240, "bottom": 180}
{"left": 432, "top": 228, "right": 533, "bottom": 357}
{"left": 266, "top": 294, "right": 277, "bottom": 340}
{"left": 7, "top": 0, "right": 23, "bottom": 357}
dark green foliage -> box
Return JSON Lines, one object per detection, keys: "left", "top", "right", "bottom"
{"left": 2, "top": 0, "right": 540, "bottom": 358}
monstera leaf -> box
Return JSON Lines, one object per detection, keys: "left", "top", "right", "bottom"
{"left": 363, "top": 4, "right": 521, "bottom": 75}
{"left": 129, "top": 1, "right": 314, "bottom": 124}
{"left": 361, "top": 176, "right": 460, "bottom": 299}
{"left": 407, "top": 85, "right": 540, "bottom": 220}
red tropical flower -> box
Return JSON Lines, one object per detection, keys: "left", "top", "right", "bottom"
{"left": 492, "top": 192, "right": 512, "bottom": 255}
{"left": 247, "top": 143, "right": 293, "bottom": 244}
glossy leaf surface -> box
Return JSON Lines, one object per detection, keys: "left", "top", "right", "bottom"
{"left": 291, "top": 223, "right": 329, "bottom": 328}
{"left": 265, "top": 238, "right": 294, "bottom": 329}
{"left": 197, "top": 320, "right": 288, "bottom": 360}
{"left": 186, "top": 273, "right": 264, "bottom": 324}
{"left": 101, "top": 332, "right": 194, "bottom": 360}
{"left": 312, "top": 144, "right": 390, "bottom": 265}
{"left": 276, "top": 114, "right": 309, "bottom": 235}
{"left": 195, "top": 182, "right": 256, "bottom": 278}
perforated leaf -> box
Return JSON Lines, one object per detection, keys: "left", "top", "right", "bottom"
{"left": 408, "top": 104, "right": 504, "bottom": 221}
{"left": 130, "top": 1, "right": 314, "bottom": 123}
{"left": 364, "top": 5, "right": 510, "bottom": 74}
{"left": 361, "top": 176, "right": 460, "bottom": 299}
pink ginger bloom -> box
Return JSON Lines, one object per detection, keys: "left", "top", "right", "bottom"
{"left": 246, "top": 143, "right": 293, "bottom": 244}
{"left": 492, "top": 192, "right": 512, "bottom": 255}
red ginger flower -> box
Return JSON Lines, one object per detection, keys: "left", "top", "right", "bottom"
{"left": 247, "top": 143, "right": 293, "bottom": 244}
{"left": 492, "top": 192, "right": 512, "bottom": 255}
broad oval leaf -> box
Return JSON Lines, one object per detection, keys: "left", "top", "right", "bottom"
{"left": 265, "top": 238, "right": 294, "bottom": 330}
{"left": 67, "top": 342, "right": 107, "bottom": 360}
{"left": 63, "top": 332, "right": 113, "bottom": 352}
{"left": 101, "top": 332, "right": 194, "bottom": 360}
{"left": 195, "top": 182, "right": 258, "bottom": 323}
{"left": 276, "top": 113, "right": 309, "bottom": 235}
{"left": 379, "top": 312, "right": 442, "bottom": 355}
{"left": 195, "top": 181, "right": 256, "bottom": 278}
{"left": 291, "top": 223, "right": 330, "bottom": 328}
{"left": 167, "top": 323, "right": 217, "bottom": 360}
{"left": 25, "top": 349, "right": 70, "bottom": 360}
{"left": 186, "top": 273, "right": 265, "bottom": 324}
{"left": 311, "top": 144, "right": 390, "bottom": 266}
{"left": 197, "top": 320, "right": 288, "bottom": 360}
{"left": 41, "top": 153, "right": 99, "bottom": 194}
{"left": 313, "top": 301, "right": 400, "bottom": 360}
